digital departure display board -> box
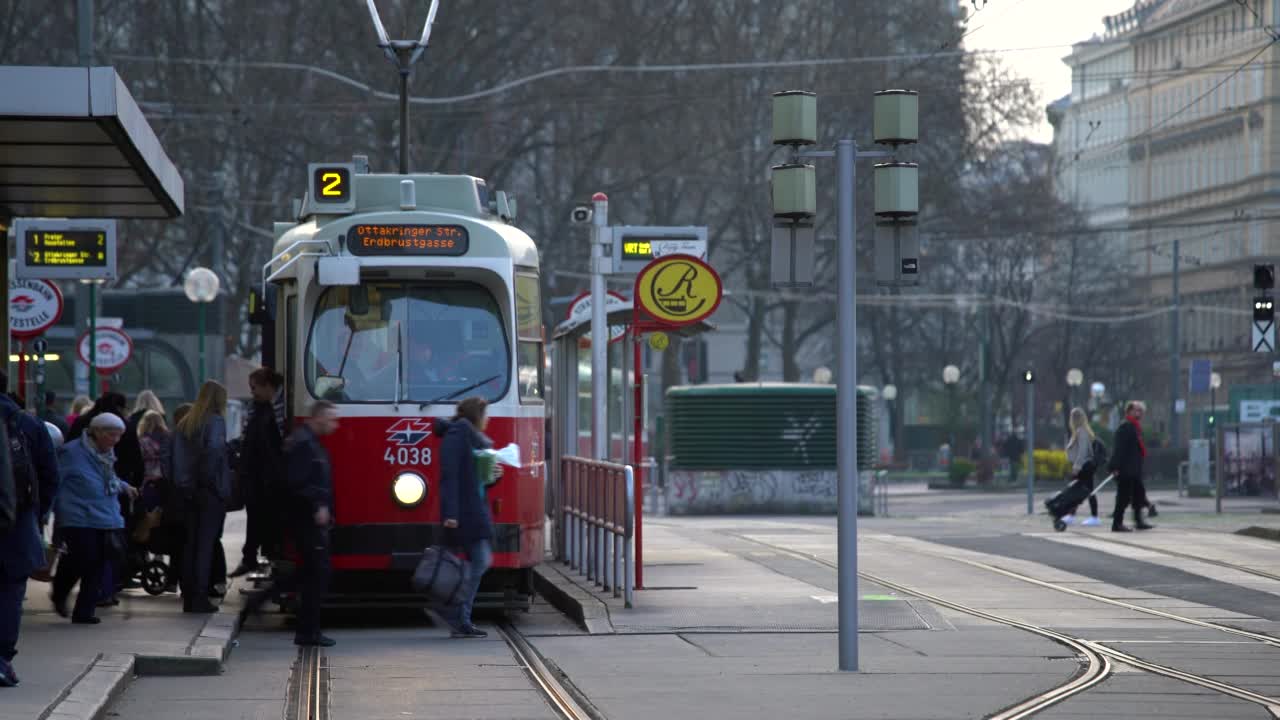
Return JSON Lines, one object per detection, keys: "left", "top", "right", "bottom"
{"left": 25, "top": 229, "right": 108, "bottom": 268}
{"left": 13, "top": 219, "right": 117, "bottom": 280}
{"left": 348, "top": 224, "right": 469, "bottom": 256}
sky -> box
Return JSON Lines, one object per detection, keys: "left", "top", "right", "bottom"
{"left": 963, "top": 0, "right": 1137, "bottom": 144}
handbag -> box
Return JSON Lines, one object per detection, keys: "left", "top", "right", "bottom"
{"left": 410, "top": 546, "right": 471, "bottom": 606}
{"left": 29, "top": 540, "right": 64, "bottom": 583}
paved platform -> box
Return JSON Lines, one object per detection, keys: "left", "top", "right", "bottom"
{"left": 534, "top": 513, "right": 1280, "bottom": 720}
{"left": 1, "top": 518, "right": 244, "bottom": 720}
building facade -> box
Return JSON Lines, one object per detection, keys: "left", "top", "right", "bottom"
{"left": 1051, "top": 0, "right": 1279, "bottom": 443}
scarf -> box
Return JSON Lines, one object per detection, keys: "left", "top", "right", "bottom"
{"left": 1127, "top": 414, "right": 1146, "bottom": 457}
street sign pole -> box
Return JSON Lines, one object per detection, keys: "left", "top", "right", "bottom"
{"left": 88, "top": 283, "right": 97, "bottom": 398}
{"left": 591, "top": 192, "right": 609, "bottom": 461}
{"left": 1026, "top": 377, "right": 1036, "bottom": 515}
{"left": 835, "top": 138, "right": 859, "bottom": 673}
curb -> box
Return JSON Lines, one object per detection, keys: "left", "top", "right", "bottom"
{"left": 41, "top": 653, "right": 134, "bottom": 720}
{"left": 533, "top": 563, "right": 614, "bottom": 634}
{"left": 40, "top": 593, "right": 244, "bottom": 719}
{"left": 135, "top": 601, "right": 241, "bottom": 676}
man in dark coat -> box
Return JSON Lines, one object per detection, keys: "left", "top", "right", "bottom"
{"left": 434, "top": 396, "right": 495, "bottom": 639}
{"left": 1002, "top": 432, "right": 1025, "bottom": 485}
{"left": 284, "top": 400, "right": 339, "bottom": 647}
{"left": 40, "top": 392, "right": 69, "bottom": 438}
{"left": 1108, "top": 400, "right": 1154, "bottom": 533}
{"left": 0, "top": 383, "right": 60, "bottom": 687}
{"left": 231, "top": 368, "right": 286, "bottom": 577}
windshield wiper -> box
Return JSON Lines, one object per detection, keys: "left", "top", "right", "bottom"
{"left": 394, "top": 321, "right": 405, "bottom": 409}
{"left": 418, "top": 375, "right": 501, "bottom": 410}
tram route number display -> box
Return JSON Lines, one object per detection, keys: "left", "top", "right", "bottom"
{"left": 384, "top": 446, "right": 432, "bottom": 466}
{"left": 348, "top": 224, "right": 470, "bottom": 257}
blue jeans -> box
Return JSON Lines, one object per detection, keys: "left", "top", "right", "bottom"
{"left": 445, "top": 539, "right": 491, "bottom": 629}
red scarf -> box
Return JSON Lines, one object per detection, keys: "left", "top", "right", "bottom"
{"left": 1128, "top": 414, "right": 1146, "bottom": 457}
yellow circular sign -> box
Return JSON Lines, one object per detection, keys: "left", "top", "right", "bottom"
{"left": 634, "top": 255, "right": 723, "bottom": 326}
{"left": 648, "top": 332, "right": 670, "bottom": 351}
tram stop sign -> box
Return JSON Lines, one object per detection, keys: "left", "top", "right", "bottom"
{"left": 9, "top": 278, "right": 63, "bottom": 339}
{"left": 566, "top": 290, "right": 627, "bottom": 346}
{"left": 77, "top": 327, "right": 133, "bottom": 374}
{"left": 633, "top": 255, "right": 723, "bottom": 328}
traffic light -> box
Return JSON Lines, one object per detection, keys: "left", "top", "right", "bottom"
{"left": 1023, "top": 368, "right": 1035, "bottom": 384}
{"left": 1255, "top": 296, "right": 1275, "bottom": 323}
{"left": 1255, "top": 264, "right": 1275, "bottom": 290}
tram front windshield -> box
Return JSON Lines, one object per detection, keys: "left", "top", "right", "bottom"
{"left": 306, "top": 282, "right": 509, "bottom": 404}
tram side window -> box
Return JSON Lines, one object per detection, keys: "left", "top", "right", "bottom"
{"left": 515, "top": 272, "right": 544, "bottom": 403}
{"left": 305, "top": 282, "right": 510, "bottom": 404}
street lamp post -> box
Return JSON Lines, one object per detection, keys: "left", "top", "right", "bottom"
{"left": 882, "top": 384, "right": 898, "bottom": 461}
{"left": 942, "top": 365, "right": 960, "bottom": 449}
{"left": 1066, "top": 368, "right": 1083, "bottom": 411}
{"left": 184, "top": 268, "right": 220, "bottom": 383}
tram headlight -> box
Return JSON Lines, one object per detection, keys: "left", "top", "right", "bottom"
{"left": 392, "top": 472, "right": 427, "bottom": 508}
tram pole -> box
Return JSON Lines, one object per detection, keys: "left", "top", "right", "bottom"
{"left": 590, "top": 192, "right": 609, "bottom": 462}
{"left": 835, "top": 138, "right": 859, "bottom": 673}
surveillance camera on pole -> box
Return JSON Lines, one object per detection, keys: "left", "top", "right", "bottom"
{"left": 769, "top": 91, "right": 817, "bottom": 288}
{"left": 872, "top": 90, "right": 920, "bottom": 288}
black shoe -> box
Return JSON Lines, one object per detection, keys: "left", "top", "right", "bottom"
{"left": 294, "top": 634, "right": 336, "bottom": 647}
{"left": 50, "top": 594, "right": 69, "bottom": 618}
{"left": 450, "top": 625, "right": 487, "bottom": 639}
{"left": 1135, "top": 521, "right": 1154, "bottom": 531}
{"left": 184, "top": 602, "right": 218, "bottom": 614}
{"left": 1146, "top": 503, "right": 1158, "bottom": 518}
{"left": 96, "top": 596, "right": 120, "bottom": 608}
{"left": 1111, "top": 524, "right": 1133, "bottom": 533}
{"left": 228, "top": 562, "right": 259, "bottom": 579}
{"left": 71, "top": 616, "right": 101, "bottom": 624}
{"left": 0, "top": 658, "right": 19, "bottom": 687}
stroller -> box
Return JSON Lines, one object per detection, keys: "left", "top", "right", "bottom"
{"left": 124, "top": 482, "right": 182, "bottom": 596}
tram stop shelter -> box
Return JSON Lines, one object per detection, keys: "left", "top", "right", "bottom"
{"left": 0, "top": 64, "right": 184, "bottom": 357}
{"left": 548, "top": 299, "right": 712, "bottom": 561}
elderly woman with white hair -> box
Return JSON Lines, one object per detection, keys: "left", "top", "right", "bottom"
{"left": 51, "top": 413, "right": 137, "bottom": 624}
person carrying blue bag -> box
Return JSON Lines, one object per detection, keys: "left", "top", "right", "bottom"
{"left": 432, "top": 397, "right": 497, "bottom": 639}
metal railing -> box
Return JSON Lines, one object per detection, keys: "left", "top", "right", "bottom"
{"left": 561, "top": 456, "right": 634, "bottom": 608}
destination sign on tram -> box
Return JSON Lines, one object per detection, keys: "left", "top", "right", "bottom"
{"left": 348, "top": 224, "right": 469, "bottom": 257}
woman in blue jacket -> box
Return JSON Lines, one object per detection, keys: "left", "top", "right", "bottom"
{"left": 51, "top": 413, "right": 136, "bottom": 623}
{"left": 435, "top": 396, "right": 494, "bottom": 639}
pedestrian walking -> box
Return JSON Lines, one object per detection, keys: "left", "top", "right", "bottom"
{"left": 39, "top": 392, "right": 69, "bottom": 438}
{"left": 50, "top": 413, "right": 136, "bottom": 624}
{"left": 1003, "top": 431, "right": 1025, "bottom": 485}
{"left": 435, "top": 396, "right": 496, "bottom": 639}
{"left": 230, "top": 368, "right": 286, "bottom": 578}
{"left": 284, "top": 400, "right": 339, "bottom": 647}
{"left": 1108, "top": 401, "right": 1154, "bottom": 533}
{"left": 1062, "top": 408, "right": 1101, "bottom": 527}
{"left": 0, "top": 377, "right": 60, "bottom": 687}
{"left": 172, "top": 381, "right": 232, "bottom": 613}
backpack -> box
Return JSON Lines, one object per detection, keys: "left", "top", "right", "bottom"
{"left": 0, "top": 422, "right": 15, "bottom": 532}
{"left": 1091, "top": 437, "right": 1108, "bottom": 469}
{"left": 6, "top": 413, "right": 38, "bottom": 513}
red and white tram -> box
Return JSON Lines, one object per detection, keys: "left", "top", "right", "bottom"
{"left": 261, "top": 163, "right": 545, "bottom": 608}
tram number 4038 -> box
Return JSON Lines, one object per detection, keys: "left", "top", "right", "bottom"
{"left": 384, "top": 447, "right": 432, "bottom": 466}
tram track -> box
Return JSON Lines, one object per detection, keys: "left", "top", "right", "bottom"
{"left": 496, "top": 622, "right": 598, "bottom": 720}
{"left": 285, "top": 646, "right": 329, "bottom": 720}
{"left": 728, "top": 532, "right": 1280, "bottom": 719}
